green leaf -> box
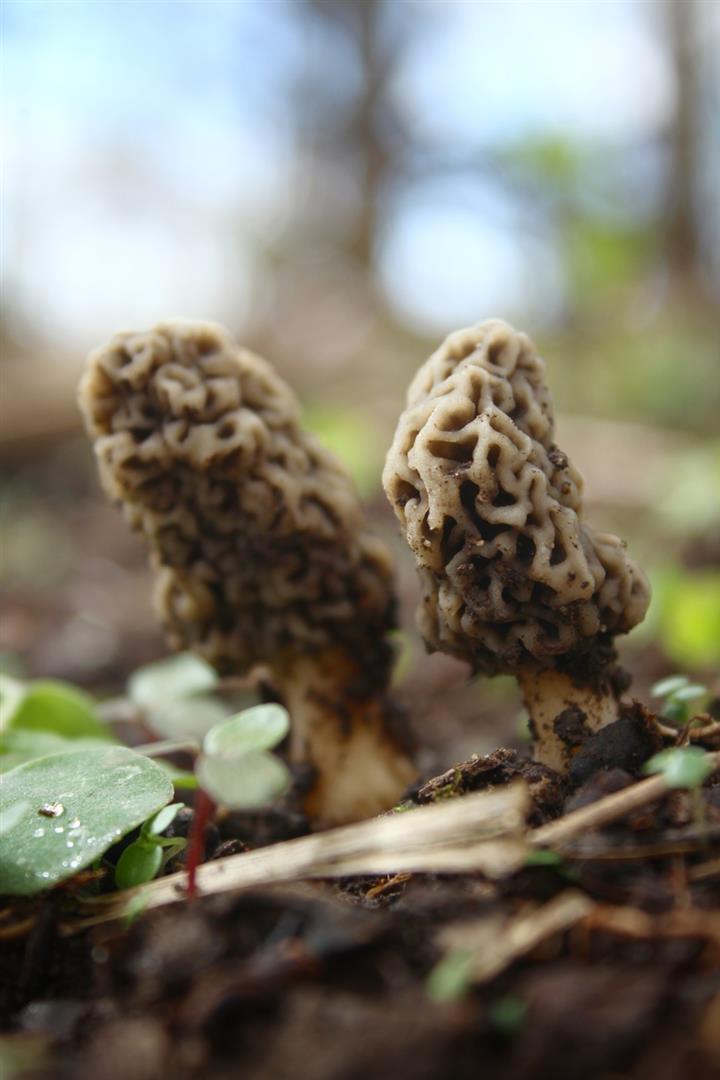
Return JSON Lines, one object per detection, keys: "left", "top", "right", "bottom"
{"left": 196, "top": 748, "right": 290, "bottom": 809}
{"left": 203, "top": 704, "right": 290, "bottom": 757}
{"left": 142, "top": 802, "right": 184, "bottom": 837}
{"left": 426, "top": 949, "right": 474, "bottom": 1003}
{"left": 128, "top": 653, "right": 218, "bottom": 708}
{"left": 0, "top": 746, "right": 173, "bottom": 895}
{"left": 488, "top": 995, "right": 527, "bottom": 1036}
{"left": 0, "top": 730, "right": 114, "bottom": 773}
{"left": 658, "top": 572, "right": 720, "bottom": 668}
{"left": 114, "top": 840, "right": 163, "bottom": 889}
{"left": 643, "top": 747, "right": 715, "bottom": 790}
{"left": 157, "top": 762, "right": 199, "bottom": 789}
{"left": 670, "top": 684, "right": 707, "bottom": 704}
{"left": 661, "top": 699, "right": 689, "bottom": 725}
{"left": 4, "top": 680, "right": 111, "bottom": 741}
{"left": 144, "top": 697, "right": 230, "bottom": 740}
{"left": 0, "top": 675, "right": 26, "bottom": 732}
{"left": 525, "top": 849, "right": 565, "bottom": 867}
{"left": 651, "top": 675, "right": 689, "bottom": 699}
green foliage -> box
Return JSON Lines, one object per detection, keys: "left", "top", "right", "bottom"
{"left": 1, "top": 675, "right": 112, "bottom": 740}
{"left": 651, "top": 674, "right": 708, "bottom": 726}
{"left": 203, "top": 703, "right": 290, "bottom": 756}
{"left": 197, "top": 704, "right": 291, "bottom": 809}
{"left": 524, "top": 849, "right": 565, "bottom": 868}
{"left": 488, "top": 995, "right": 528, "bottom": 1036}
{"left": 0, "top": 675, "right": 115, "bottom": 773}
{"left": 643, "top": 746, "right": 715, "bottom": 790}
{"left": 425, "top": 949, "right": 474, "bottom": 1004}
{"left": 129, "top": 653, "right": 218, "bottom": 707}
{"left": 645, "top": 567, "right": 720, "bottom": 670}
{"left": 0, "top": 746, "right": 174, "bottom": 895}
{"left": 114, "top": 802, "right": 185, "bottom": 889}
{"left": 128, "top": 653, "right": 234, "bottom": 739}
{"left": 303, "top": 405, "right": 381, "bottom": 497}
{"left": 0, "top": 1034, "right": 49, "bottom": 1080}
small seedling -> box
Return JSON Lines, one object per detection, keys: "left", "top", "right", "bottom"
{"left": 114, "top": 802, "right": 186, "bottom": 889}
{"left": 127, "top": 653, "right": 238, "bottom": 740}
{"left": 184, "top": 703, "right": 292, "bottom": 896}
{"left": 425, "top": 949, "right": 474, "bottom": 1003}
{"left": 651, "top": 674, "right": 708, "bottom": 727}
{"left": 488, "top": 994, "right": 528, "bottom": 1036}
{"left": 644, "top": 745, "right": 714, "bottom": 833}
{"left": 0, "top": 746, "right": 174, "bottom": 895}
{"left": 1, "top": 674, "right": 114, "bottom": 773}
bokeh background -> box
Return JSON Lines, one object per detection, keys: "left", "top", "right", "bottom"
{"left": 2, "top": 0, "right": 719, "bottom": 761}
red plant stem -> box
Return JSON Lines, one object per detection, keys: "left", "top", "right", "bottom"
{"left": 186, "top": 788, "right": 216, "bottom": 900}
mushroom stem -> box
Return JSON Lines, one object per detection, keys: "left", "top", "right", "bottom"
{"left": 274, "top": 648, "right": 416, "bottom": 825}
{"left": 517, "top": 664, "right": 620, "bottom": 774}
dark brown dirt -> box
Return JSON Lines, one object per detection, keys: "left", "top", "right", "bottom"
{"left": 2, "top": 728, "right": 720, "bottom": 1080}
{"left": 2, "top": 461, "right": 720, "bottom": 1079}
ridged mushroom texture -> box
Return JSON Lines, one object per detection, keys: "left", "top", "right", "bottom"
{"left": 383, "top": 319, "right": 651, "bottom": 772}
{"left": 79, "top": 321, "right": 415, "bottom": 824}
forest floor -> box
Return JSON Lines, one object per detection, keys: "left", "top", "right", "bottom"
{"left": 2, "top": 447, "right": 719, "bottom": 1080}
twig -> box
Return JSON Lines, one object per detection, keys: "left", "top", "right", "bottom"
{"left": 59, "top": 752, "right": 720, "bottom": 935}
{"left": 61, "top": 782, "right": 529, "bottom": 933}
{"left": 530, "top": 752, "right": 720, "bottom": 851}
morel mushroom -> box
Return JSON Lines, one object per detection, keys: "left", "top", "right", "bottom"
{"left": 79, "top": 320, "right": 414, "bottom": 823}
{"left": 383, "top": 319, "right": 651, "bottom": 772}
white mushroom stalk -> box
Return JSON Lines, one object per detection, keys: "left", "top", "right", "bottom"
{"left": 79, "top": 320, "right": 415, "bottom": 824}
{"left": 383, "top": 319, "right": 650, "bottom": 773}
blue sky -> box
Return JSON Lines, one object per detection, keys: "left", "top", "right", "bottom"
{"left": 2, "top": 0, "right": 679, "bottom": 350}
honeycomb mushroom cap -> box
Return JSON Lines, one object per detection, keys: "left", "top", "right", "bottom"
{"left": 383, "top": 320, "right": 650, "bottom": 675}
{"left": 80, "top": 320, "right": 395, "bottom": 672}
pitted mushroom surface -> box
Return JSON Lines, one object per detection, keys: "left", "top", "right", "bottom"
{"left": 80, "top": 321, "right": 414, "bottom": 823}
{"left": 384, "top": 319, "right": 651, "bottom": 770}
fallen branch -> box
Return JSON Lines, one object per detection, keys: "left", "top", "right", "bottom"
{"left": 60, "top": 751, "right": 720, "bottom": 934}
{"left": 530, "top": 751, "right": 720, "bottom": 850}
{"left": 436, "top": 891, "right": 594, "bottom": 985}
{"left": 63, "top": 782, "right": 529, "bottom": 933}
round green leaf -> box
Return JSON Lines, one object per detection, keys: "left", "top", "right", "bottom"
{"left": 644, "top": 747, "right": 715, "bottom": 790}
{"left": 0, "top": 746, "right": 174, "bottom": 895}
{"left": 203, "top": 704, "right": 290, "bottom": 757}
{"left": 143, "top": 802, "right": 184, "bottom": 837}
{"left": 650, "top": 675, "right": 689, "bottom": 699}
{"left": 1, "top": 730, "right": 114, "bottom": 773}
{"left": 144, "top": 696, "right": 230, "bottom": 740}
{"left": 129, "top": 654, "right": 218, "bottom": 708}
{"left": 0, "top": 675, "right": 26, "bottom": 733}
{"left": 670, "top": 684, "right": 707, "bottom": 704}
{"left": 196, "top": 748, "right": 290, "bottom": 809}
{"left": 6, "top": 681, "right": 111, "bottom": 741}
{"left": 115, "top": 841, "right": 163, "bottom": 889}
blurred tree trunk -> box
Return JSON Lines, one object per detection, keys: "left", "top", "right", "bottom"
{"left": 665, "top": 0, "right": 702, "bottom": 283}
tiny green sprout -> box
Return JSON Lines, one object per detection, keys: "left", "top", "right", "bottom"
{"left": 524, "top": 848, "right": 579, "bottom": 882}
{"left": 0, "top": 747, "right": 174, "bottom": 895}
{"left": 488, "top": 994, "right": 528, "bottom": 1036}
{"left": 644, "top": 746, "right": 715, "bottom": 836}
{"left": 426, "top": 949, "right": 474, "bottom": 1003}
{"left": 122, "top": 890, "right": 149, "bottom": 928}
{"left": 196, "top": 704, "right": 291, "bottom": 809}
{"left": 524, "top": 849, "right": 565, "bottom": 868}
{"left": 651, "top": 674, "right": 708, "bottom": 727}
{"left": 515, "top": 710, "right": 532, "bottom": 744}
{"left": 643, "top": 746, "right": 714, "bottom": 790}
{"left": 114, "top": 802, "right": 186, "bottom": 890}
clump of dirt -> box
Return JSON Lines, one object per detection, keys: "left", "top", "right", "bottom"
{"left": 2, "top": 720, "right": 720, "bottom": 1080}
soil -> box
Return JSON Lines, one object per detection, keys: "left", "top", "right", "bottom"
{"left": 2, "top": 709, "right": 720, "bottom": 1080}
{"left": 2, "top": 459, "right": 720, "bottom": 1079}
